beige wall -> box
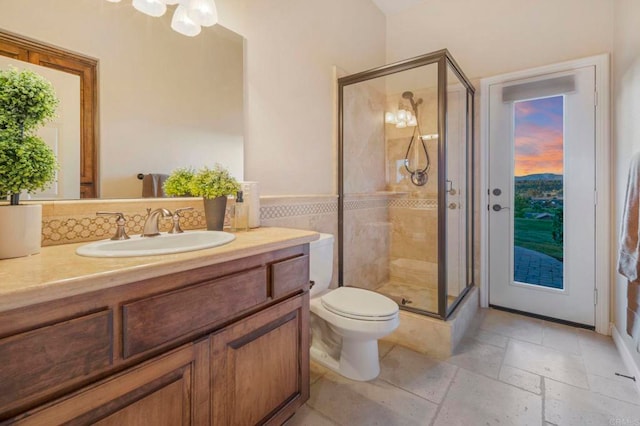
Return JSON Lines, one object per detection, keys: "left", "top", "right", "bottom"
{"left": 386, "top": 0, "right": 614, "bottom": 80}
{"left": 613, "top": 0, "right": 640, "bottom": 374}
{"left": 0, "top": 0, "right": 244, "bottom": 198}
{"left": 222, "top": 0, "right": 387, "bottom": 196}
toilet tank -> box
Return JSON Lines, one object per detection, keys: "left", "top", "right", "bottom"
{"left": 309, "top": 233, "right": 334, "bottom": 295}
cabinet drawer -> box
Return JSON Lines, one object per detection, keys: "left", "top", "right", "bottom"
{"left": 271, "top": 255, "right": 309, "bottom": 299}
{"left": 9, "top": 341, "right": 209, "bottom": 426}
{"left": 0, "top": 310, "right": 113, "bottom": 409}
{"left": 122, "top": 267, "right": 267, "bottom": 358}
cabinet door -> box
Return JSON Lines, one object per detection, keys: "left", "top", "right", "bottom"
{"left": 11, "top": 340, "right": 210, "bottom": 426}
{"left": 211, "top": 294, "right": 309, "bottom": 426}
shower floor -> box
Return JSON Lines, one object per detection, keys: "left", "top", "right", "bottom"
{"left": 376, "top": 280, "right": 456, "bottom": 313}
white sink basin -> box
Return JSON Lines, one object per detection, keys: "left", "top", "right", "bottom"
{"left": 76, "top": 230, "right": 236, "bottom": 258}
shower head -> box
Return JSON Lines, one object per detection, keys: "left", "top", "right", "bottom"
{"left": 401, "top": 90, "right": 422, "bottom": 115}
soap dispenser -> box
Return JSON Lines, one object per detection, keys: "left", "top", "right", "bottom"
{"left": 231, "top": 191, "right": 248, "bottom": 232}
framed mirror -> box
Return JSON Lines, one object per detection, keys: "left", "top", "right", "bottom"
{"left": 0, "top": 0, "right": 244, "bottom": 199}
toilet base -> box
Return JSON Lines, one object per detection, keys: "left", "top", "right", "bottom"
{"left": 310, "top": 339, "right": 380, "bottom": 381}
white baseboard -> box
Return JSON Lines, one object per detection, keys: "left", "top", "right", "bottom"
{"left": 612, "top": 324, "right": 640, "bottom": 396}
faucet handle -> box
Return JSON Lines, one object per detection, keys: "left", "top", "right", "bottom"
{"left": 96, "top": 212, "right": 130, "bottom": 240}
{"left": 175, "top": 207, "right": 194, "bottom": 215}
{"left": 169, "top": 207, "right": 194, "bottom": 234}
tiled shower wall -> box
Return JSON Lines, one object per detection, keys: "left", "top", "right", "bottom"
{"left": 343, "top": 195, "right": 390, "bottom": 291}
{"left": 341, "top": 75, "right": 441, "bottom": 295}
{"left": 389, "top": 200, "right": 438, "bottom": 291}
{"left": 385, "top": 87, "right": 440, "bottom": 291}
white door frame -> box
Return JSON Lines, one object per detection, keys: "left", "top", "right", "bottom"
{"left": 479, "top": 54, "right": 610, "bottom": 334}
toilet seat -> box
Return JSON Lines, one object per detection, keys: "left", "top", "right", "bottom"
{"left": 321, "top": 287, "right": 398, "bottom": 321}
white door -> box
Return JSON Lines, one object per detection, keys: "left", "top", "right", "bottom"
{"left": 488, "top": 66, "right": 596, "bottom": 326}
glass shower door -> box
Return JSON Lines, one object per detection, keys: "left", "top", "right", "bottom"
{"left": 445, "top": 62, "right": 471, "bottom": 313}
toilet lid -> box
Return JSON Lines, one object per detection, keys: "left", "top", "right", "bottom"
{"left": 321, "top": 287, "right": 399, "bottom": 321}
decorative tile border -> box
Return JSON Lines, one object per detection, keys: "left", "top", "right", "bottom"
{"left": 343, "top": 198, "right": 388, "bottom": 210}
{"left": 389, "top": 198, "right": 437, "bottom": 210}
{"left": 33, "top": 193, "right": 436, "bottom": 246}
{"left": 42, "top": 208, "right": 208, "bottom": 246}
{"left": 260, "top": 202, "right": 337, "bottom": 220}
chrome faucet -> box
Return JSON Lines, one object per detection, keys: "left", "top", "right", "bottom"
{"left": 141, "top": 208, "right": 172, "bottom": 237}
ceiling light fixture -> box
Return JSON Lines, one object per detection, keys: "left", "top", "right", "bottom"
{"left": 107, "top": 0, "right": 218, "bottom": 37}
{"left": 132, "top": 0, "right": 167, "bottom": 17}
{"left": 186, "top": 0, "right": 218, "bottom": 27}
{"left": 171, "top": 4, "right": 202, "bottom": 37}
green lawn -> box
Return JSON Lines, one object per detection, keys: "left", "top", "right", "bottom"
{"left": 514, "top": 218, "right": 563, "bottom": 261}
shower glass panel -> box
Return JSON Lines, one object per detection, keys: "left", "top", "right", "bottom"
{"left": 445, "top": 61, "right": 472, "bottom": 314}
{"left": 342, "top": 63, "right": 439, "bottom": 313}
{"left": 338, "top": 50, "right": 475, "bottom": 319}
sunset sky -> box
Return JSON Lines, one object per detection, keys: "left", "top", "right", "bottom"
{"left": 514, "top": 96, "right": 564, "bottom": 177}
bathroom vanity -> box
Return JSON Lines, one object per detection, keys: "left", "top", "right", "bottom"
{"left": 0, "top": 227, "right": 317, "bottom": 425}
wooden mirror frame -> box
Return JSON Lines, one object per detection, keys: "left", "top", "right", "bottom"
{"left": 0, "top": 29, "right": 98, "bottom": 198}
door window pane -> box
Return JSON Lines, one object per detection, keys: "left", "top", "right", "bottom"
{"left": 513, "top": 96, "right": 564, "bottom": 289}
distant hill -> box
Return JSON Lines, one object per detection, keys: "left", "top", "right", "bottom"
{"left": 515, "top": 173, "right": 562, "bottom": 182}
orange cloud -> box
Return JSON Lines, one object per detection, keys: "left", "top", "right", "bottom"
{"left": 513, "top": 96, "right": 564, "bottom": 177}
{"left": 514, "top": 124, "right": 563, "bottom": 176}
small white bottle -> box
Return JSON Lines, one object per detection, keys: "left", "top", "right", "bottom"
{"left": 231, "top": 191, "right": 248, "bottom": 232}
{"left": 242, "top": 181, "right": 260, "bottom": 228}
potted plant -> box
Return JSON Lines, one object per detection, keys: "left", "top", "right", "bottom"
{"left": 0, "top": 67, "right": 58, "bottom": 259}
{"left": 165, "top": 164, "right": 240, "bottom": 230}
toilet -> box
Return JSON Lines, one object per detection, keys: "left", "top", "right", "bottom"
{"left": 309, "top": 233, "right": 399, "bottom": 381}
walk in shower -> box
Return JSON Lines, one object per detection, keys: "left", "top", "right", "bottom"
{"left": 338, "top": 50, "right": 475, "bottom": 319}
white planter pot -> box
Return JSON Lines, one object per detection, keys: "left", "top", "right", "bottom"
{"left": 0, "top": 204, "right": 42, "bottom": 259}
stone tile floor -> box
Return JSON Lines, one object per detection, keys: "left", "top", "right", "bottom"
{"left": 286, "top": 308, "right": 640, "bottom": 426}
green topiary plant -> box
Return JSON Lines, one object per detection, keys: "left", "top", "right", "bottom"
{"left": 165, "top": 164, "right": 240, "bottom": 200}
{"left": 189, "top": 165, "right": 241, "bottom": 199}
{"left": 0, "top": 67, "right": 59, "bottom": 205}
{"left": 163, "top": 167, "right": 195, "bottom": 197}
{"left": 0, "top": 135, "right": 58, "bottom": 196}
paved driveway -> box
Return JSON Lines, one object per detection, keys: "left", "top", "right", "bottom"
{"left": 513, "top": 246, "right": 563, "bottom": 289}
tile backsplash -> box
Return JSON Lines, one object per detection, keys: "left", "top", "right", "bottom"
{"left": 38, "top": 198, "right": 207, "bottom": 246}
{"left": 34, "top": 195, "right": 340, "bottom": 247}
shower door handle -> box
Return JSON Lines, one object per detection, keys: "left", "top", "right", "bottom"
{"left": 446, "top": 180, "right": 456, "bottom": 195}
{"left": 448, "top": 202, "right": 458, "bottom": 210}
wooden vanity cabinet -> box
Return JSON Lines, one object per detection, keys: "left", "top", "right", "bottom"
{"left": 9, "top": 339, "right": 210, "bottom": 426}
{"left": 0, "top": 244, "right": 311, "bottom": 426}
{"left": 212, "top": 294, "right": 309, "bottom": 425}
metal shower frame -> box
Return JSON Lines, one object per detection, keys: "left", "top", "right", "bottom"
{"left": 337, "top": 49, "right": 476, "bottom": 320}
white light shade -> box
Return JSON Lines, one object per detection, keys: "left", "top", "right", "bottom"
{"left": 132, "top": 0, "right": 167, "bottom": 17}
{"left": 171, "top": 4, "right": 202, "bottom": 37}
{"left": 407, "top": 116, "right": 417, "bottom": 127}
{"left": 161, "top": 0, "right": 180, "bottom": 4}
{"left": 396, "top": 121, "right": 407, "bottom": 129}
{"left": 385, "top": 112, "right": 396, "bottom": 124}
{"left": 396, "top": 109, "right": 407, "bottom": 122}
{"left": 187, "top": 0, "right": 218, "bottom": 27}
